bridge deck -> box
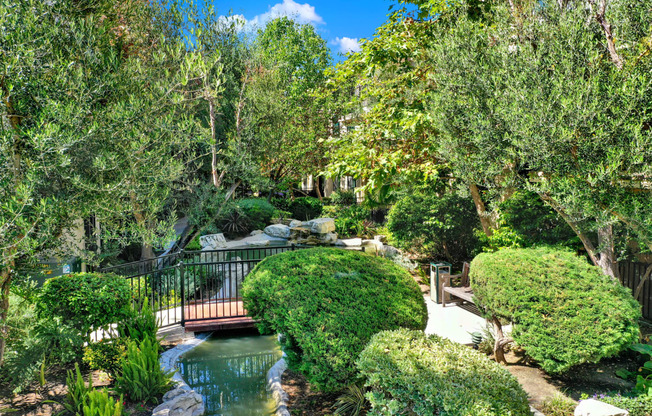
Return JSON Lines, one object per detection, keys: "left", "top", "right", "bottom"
{"left": 183, "top": 299, "right": 256, "bottom": 332}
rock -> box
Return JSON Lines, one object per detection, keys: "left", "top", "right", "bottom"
{"left": 250, "top": 230, "right": 264, "bottom": 236}
{"left": 335, "top": 238, "right": 362, "bottom": 247}
{"left": 303, "top": 218, "right": 336, "bottom": 234}
{"left": 264, "top": 224, "right": 291, "bottom": 239}
{"left": 375, "top": 235, "right": 388, "bottom": 244}
{"left": 152, "top": 389, "right": 204, "bottom": 416}
{"left": 574, "top": 399, "right": 629, "bottom": 416}
{"left": 243, "top": 233, "right": 288, "bottom": 246}
{"left": 362, "top": 239, "right": 383, "bottom": 255}
{"left": 199, "top": 233, "right": 227, "bottom": 250}
{"left": 213, "top": 257, "right": 249, "bottom": 300}
{"left": 162, "top": 388, "right": 186, "bottom": 402}
{"left": 380, "top": 245, "right": 400, "bottom": 259}
{"left": 294, "top": 232, "right": 337, "bottom": 246}
{"left": 289, "top": 220, "right": 303, "bottom": 228}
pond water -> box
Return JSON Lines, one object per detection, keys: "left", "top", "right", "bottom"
{"left": 178, "top": 332, "right": 282, "bottom": 416}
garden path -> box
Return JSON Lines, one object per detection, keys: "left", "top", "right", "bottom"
{"left": 423, "top": 295, "right": 508, "bottom": 345}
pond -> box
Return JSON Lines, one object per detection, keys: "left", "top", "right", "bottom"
{"left": 179, "top": 331, "right": 282, "bottom": 416}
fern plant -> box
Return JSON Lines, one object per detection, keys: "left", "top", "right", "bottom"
{"left": 114, "top": 336, "right": 173, "bottom": 403}
{"left": 117, "top": 301, "right": 159, "bottom": 344}
{"left": 61, "top": 363, "right": 94, "bottom": 416}
{"left": 82, "top": 390, "right": 123, "bottom": 416}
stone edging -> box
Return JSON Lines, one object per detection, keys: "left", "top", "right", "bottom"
{"left": 153, "top": 332, "right": 212, "bottom": 416}
{"left": 531, "top": 405, "right": 545, "bottom": 416}
{"left": 159, "top": 332, "right": 212, "bottom": 389}
{"left": 267, "top": 358, "right": 291, "bottom": 416}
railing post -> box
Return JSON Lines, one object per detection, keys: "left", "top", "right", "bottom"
{"left": 179, "top": 261, "right": 185, "bottom": 326}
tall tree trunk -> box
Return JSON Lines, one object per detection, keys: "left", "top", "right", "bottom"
{"left": 130, "top": 192, "right": 155, "bottom": 261}
{"left": 589, "top": 0, "right": 624, "bottom": 69}
{"left": 0, "top": 261, "right": 14, "bottom": 365}
{"left": 539, "top": 193, "right": 621, "bottom": 279}
{"left": 469, "top": 183, "right": 495, "bottom": 237}
{"left": 315, "top": 176, "right": 323, "bottom": 201}
{"left": 209, "top": 98, "right": 219, "bottom": 188}
{"left": 539, "top": 193, "right": 601, "bottom": 266}
{"left": 597, "top": 224, "right": 620, "bottom": 281}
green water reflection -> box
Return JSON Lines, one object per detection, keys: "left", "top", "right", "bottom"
{"left": 179, "top": 333, "right": 282, "bottom": 416}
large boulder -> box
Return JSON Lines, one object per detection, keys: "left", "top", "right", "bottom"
{"left": 264, "top": 224, "right": 291, "bottom": 239}
{"left": 199, "top": 233, "right": 227, "bottom": 250}
{"left": 574, "top": 399, "right": 628, "bottom": 416}
{"left": 303, "top": 218, "right": 335, "bottom": 234}
{"left": 153, "top": 388, "right": 204, "bottom": 416}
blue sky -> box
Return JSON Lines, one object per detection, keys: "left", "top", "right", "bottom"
{"left": 206, "top": 0, "right": 399, "bottom": 60}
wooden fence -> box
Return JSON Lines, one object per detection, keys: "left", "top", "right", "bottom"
{"left": 619, "top": 261, "right": 652, "bottom": 320}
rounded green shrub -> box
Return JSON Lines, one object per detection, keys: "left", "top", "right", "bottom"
{"left": 38, "top": 273, "right": 131, "bottom": 336}
{"left": 83, "top": 338, "right": 128, "bottom": 376}
{"left": 242, "top": 248, "right": 428, "bottom": 392}
{"left": 358, "top": 329, "right": 531, "bottom": 416}
{"left": 470, "top": 247, "right": 641, "bottom": 373}
{"left": 387, "top": 192, "right": 479, "bottom": 263}
{"left": 237, "top": 198, "right": 275, "bottom": 231}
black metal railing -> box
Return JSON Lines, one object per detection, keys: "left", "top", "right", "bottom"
{"left": 101, "top": 245, "right": 303, "bottom": 327}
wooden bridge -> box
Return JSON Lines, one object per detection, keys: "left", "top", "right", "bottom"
{"left": 102, "top": 246, "right": 300, "bottom": 332}
{"left": 103, "top": 245, "right": 365, "bottom": 332}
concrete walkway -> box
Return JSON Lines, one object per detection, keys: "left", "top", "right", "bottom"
{"left": 424, "top": 295, "right": 492, "bottom": 345}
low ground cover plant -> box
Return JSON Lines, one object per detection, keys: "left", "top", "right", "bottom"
{"left": 242, "top": 248, "right": 427, "bottom": 392}
{"left": 470, "top": 247, "right": 641, "bottom": 373}
{"left": 358, "top": 329, "right": 531, "bottom": 416}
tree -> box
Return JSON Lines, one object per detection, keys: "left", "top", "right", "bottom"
{"left": 0, "top": 0, "right": 204, "bottom": 361}
{"left": 240, "top": 17, "right": 333, "bottom": 195}
{"left": 327, "top": 0, "right": 652, "bottom": 276}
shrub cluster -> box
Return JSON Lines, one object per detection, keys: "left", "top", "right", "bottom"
{"left": 242, "top": 248, "right": 427, "bottom": 392}
{"left": 470, "top": 247, "right": 641, "bottom": 373}
{"left": 358, "top": 329, "right": 531, "bottom": 416}
{"left": 217, "top": 198, "right": 276, "bottom": 236}
{"left": 271, "top": 196, "right": 323, "bottom": 221}
{"left": 38, "top": 273, "right": 132, "bottom": 336}
{"left": 386, "top": 192, "right": 479, "bottom": 263}
{"left": 323, "top": 204, "right": 374, "bottom": 238}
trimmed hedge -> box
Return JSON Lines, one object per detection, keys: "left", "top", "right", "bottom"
{"left": 358, "top": 329, "right": 531, "bottom": 416}
{"left": 470, "top": 247, "right": 641, "bottom": 373}
{"left": 38, "top": 273, "right": 132, "bottom": 335}
{"left": 242, "top": 248, "right": 427, "bottom": 392}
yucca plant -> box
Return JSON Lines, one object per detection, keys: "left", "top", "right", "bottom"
{"left": 114, "top": 336, "right": 173, "bottom": 403}
{"left": 334, "top": 383, "right": 369, "bottom": 416}
{"left": 82, "top": 390, "right": 123, "bottom": 416}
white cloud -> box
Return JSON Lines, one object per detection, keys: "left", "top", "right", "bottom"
{"left": 218, "top": 1, "right": 324, "bottom": 32}
{"left": 216, "top": 14, "right": 248, "bottom": 29}
{"left": 252, "top": 0, "right": 324, "bottom": 26}
{"left": 331, "top": 37, "right": 362, "bottom": 54}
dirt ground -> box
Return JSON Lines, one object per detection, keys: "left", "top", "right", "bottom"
{"left": 0, "top": 335, "right": 184, "bottom": 416}
{"left": 281, "top": 370, "right": 340, "bottom": 416}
